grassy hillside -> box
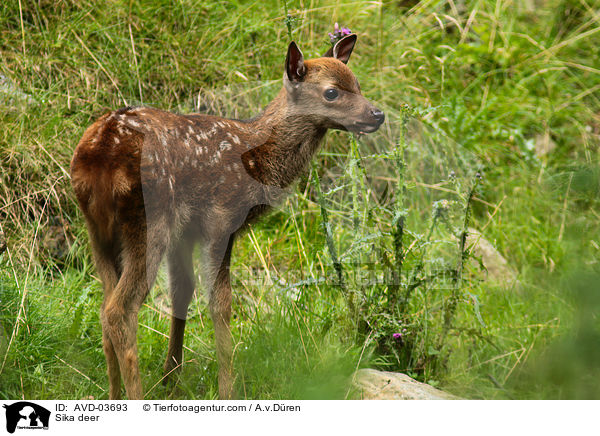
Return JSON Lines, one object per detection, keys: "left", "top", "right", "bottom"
{"left": 0, "top": 0, "right": 599, "bottom": 399}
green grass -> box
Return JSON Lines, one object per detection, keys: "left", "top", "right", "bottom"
{"left": 1, "top": 0, "right": 599, "bottom": 399}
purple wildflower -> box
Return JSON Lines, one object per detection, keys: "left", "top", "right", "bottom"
{"left": 393, "top": 333, "right": 402, "bottom": 340}
{"left": 329, "top": 22, "right": 352, "bottom": 45}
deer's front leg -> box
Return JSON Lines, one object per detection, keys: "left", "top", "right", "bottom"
{"left": 164, "top": 237, "right": 195, "bottom": 383}
{"left": 206, "top": 234, "right": 235, "bottom": 400}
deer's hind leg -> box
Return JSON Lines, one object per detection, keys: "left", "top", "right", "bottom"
{"left": 163, "top": 235, "right": 196, "bottom": 383}
{"left": 101, "top": 214, "right": 170, "bottom": 400}
{"left": 88, "top": 223, "right": 123, "bottom": 400}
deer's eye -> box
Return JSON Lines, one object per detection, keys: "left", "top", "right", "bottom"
{"left": 324, "top": 88, "right": 339, "bottom": 101}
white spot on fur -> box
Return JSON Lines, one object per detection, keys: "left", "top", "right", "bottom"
{"left": 114, "top": 137, "right": 120, "bottom": 144}
{"left": 219, "top": 140, "right": 232, "bottom": 151}
{"left": 227, "top": 132, "right": 241, "bottom": 145}
{"left": 187, "top": 125, "right": 194, "bottom": 134}
{"left": 208, "top": 151, "right": 222, "bottom": 166}
{"left": 128, "top": 120, "right": 141, "bottom": 128}
{"left": 117, "top": 123, "right": 132, "bottom": 136}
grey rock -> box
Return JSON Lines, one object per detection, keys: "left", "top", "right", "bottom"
{"left": 534, "top": 132, "right": 557, "bottom": 158}
{"left": 466, "top": 228, "right": 518, "bottom": 283}
{"left": 353, "top": 369, "right": 459, "bottom": 400}
{"left": 0, "top": 74, "right": 36, "bottom": 106}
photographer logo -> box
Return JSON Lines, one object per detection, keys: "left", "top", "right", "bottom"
{"left": 2, "top": 402, "right": 50, "bottom": 433}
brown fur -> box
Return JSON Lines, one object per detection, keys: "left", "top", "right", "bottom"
{"left": 70, "top": 37, "right": 383, "bottom": 399}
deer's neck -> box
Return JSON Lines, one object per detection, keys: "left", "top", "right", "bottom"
{"left": 244, "top": 90, "right": 327, "bottom": 188}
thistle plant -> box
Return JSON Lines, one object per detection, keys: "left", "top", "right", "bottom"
{"left": 329, "top": 23, "right": 352, "bottom": 44}
{"left": 389, "top": 104, "right": 413, "bottom": 312}
{"left": 439, "top": 170, "right": 483, "bottom": 353}
{"left": 276, "top": 16, "right": 489, "bottom": 380}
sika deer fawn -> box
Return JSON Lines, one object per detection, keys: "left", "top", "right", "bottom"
{"left": 70, "top": 34, "right": 384, "bottom": 399}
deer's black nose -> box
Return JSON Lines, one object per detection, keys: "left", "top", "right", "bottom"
{"left": 372, "top": 109, "right": 385, "bottom": 124}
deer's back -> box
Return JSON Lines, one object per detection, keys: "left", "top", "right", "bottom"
{"left": 71, "top": 106, "right": 270, "bottom": 243}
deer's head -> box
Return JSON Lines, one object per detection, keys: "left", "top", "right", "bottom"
{"left": 282, "top": 35, "right": 384, "bottom": 135}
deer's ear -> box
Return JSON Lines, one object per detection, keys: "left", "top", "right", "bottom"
{"left": 323, "top": 45, "right": 334, "bottom": 58}
{"left": 324, "top": 34, "right": 357, "bottom": 64}
{"left": 285, "top": 41, "right": 306, "bottom": 82}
